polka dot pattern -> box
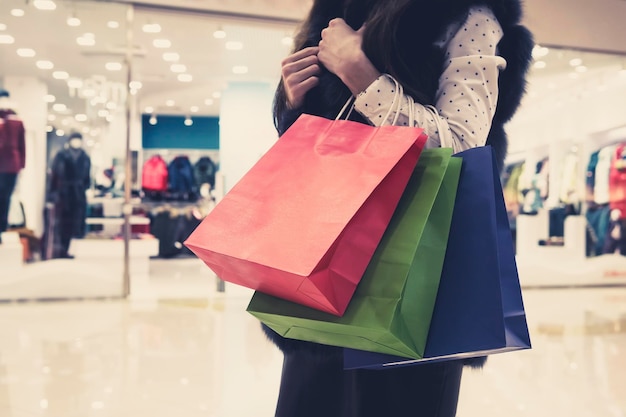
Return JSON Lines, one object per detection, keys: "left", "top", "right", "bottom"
{"left": 354, "top": 7, "right": 507, "bottom": 153}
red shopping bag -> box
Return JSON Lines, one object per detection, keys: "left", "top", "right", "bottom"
{"left": 185, "top": 114, "right": 427, "bottom": 316}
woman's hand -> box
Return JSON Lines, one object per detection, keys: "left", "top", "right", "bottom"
{"left": 318, "top": 18, "right": 381, "bottom": 96}
{"left": 281, "top": 46, "right": 321, "bottom": 109}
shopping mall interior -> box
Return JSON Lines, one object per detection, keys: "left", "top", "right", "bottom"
{"left": 0, "top": 0, "right": 625, "bottom": 416}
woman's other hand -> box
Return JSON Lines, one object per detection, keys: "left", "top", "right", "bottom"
{"left": 281, "top": 46, "right": 321, "bottom": 109}
{"left": 318, "top": 18, "right": 380, "bottom": 96}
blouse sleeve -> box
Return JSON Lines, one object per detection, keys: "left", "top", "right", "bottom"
{"left": 353, "top": 6, "right": 507, "bottom": 153}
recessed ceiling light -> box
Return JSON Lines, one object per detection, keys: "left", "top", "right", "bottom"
{"left": 129, "top": 81, "right": 142, "bottom": 90}
{"left": 153, "top": 39, "right": 171, "bottom": 48}
{"left": 569, "top": 58, "right": 583, "bottom": 67}
{"left": 149, "top": 115, "right": 157, "bottom": 125}
{"left": 184, "top": 116, "right": 193, "bottom": 126}
{"left": 142, "top": 23, "right": 161, "bottom": 33}
{"left": 106, "top": 102, "right": 117, "bottom": 110}
{"left": 77, "top": 33, "right": 95, "bottom": 46}
{"left": 75, "top": 114, "right": 88, "bottom": 122}
{"left": 53, "top": 71, "right": 69, "bottom": 80}
{"left": 33, "top": 1, "right": 57, "bottom": 11}
{"left": 281, "top": 36, "right": 293, "bottom": 46}
{"left": 190, "top": 106, "right": 199, "bottom": 113}
{"left": 98, "top": 109, "right": 109, "bottom": 118}
{"left": 232, "top": 65, "right": 248, "bottom": 74}
{"left": 11, "top": 9, "right": 25, "bottom": 17}
{"left": 204, "top": 98, "right": 214, "bottom": 106}
{"left": 67, "top": 16, "right": 81, "bottom": 27}
{"left": 56, "top": 129, "right": 65, "bottom": 136}
{"left": 170, "top": 64, "right": 187, "bottom": 73}
{"left": 44, "top": 95, "right": 56, "bottom": 103}
{"left": 533, "top": 61, "right": 546, "bottom": 69}
{"left": 162, "top": 52, "right": 179, "bottom": 62}
{"left": 105, "top": 62, "right": 122, "bottom": 71}
{"left": 531, "top": 45, "right": 549, "bottom": 59}
{"left": 17, "top": 48, "right": 36, "bottom": 57}
{"left": 144, "top": 106, "right": 154, "bottom": 113}
{"left": 212, "top": 92, "right": 221, "bottom": 99}
{"left": 213, "top": 29, "right": 226, "bottom": 39}
{"left": 0, "top": 24, "right": 7, "bottom": 31}
{"left": 225, "top": 41, "right": 243, "bottom": 50}
{"left": 178, "top": 74, "right": 193, "bottom": 82}
{"left": 67, "top": 78, "right": 83, "bottom": 89}
{"left": 46, "top": 125, "right": 54, "bottom": 133}
{"left": 575, "top": 65, "right": 588, "bottom": 73}
{"left": 166, "top": 100, "right": 175, "bottom": 107}
{"left": 107, "top": 21, "right": 119, "bottom": 29}
{"left": 0, "top": 34, "right": 15, "bottom": 44}
{"left": 36, "top": 60, "right": 54, "bottom": 70}
{"left": 52, "top": 103, "right": 67, "bottom": 112}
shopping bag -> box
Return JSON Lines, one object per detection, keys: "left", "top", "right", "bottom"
{"left": 185, "top": 114, "right": 427, "bottom": 316}
{"left": 343, "top": 146, "right": 531, "bottom": 369}
{"left": 248, "top": 149, "right": 461, "bottom": 358}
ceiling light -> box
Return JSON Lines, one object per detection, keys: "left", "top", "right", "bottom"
{"left": 281, "top": 36, "right": 293, "bottom": 46}
{"left": 569, "top": 58, "right": 583, "bottom": 67}
{"left": 52, "top": 103, "right": 67, "bottom": 112}
{"left": 129, "top": 81, "right": 142, "bottom": 90}
{"left": 44, "top": 95, "right": 56, "bottom": 103}
{"left": 144, "top": 106, "right": 154, "bottom": 113}
{"left": 33, "top": 1, "right": 57, "bottom": 11}
{"left": 531, "top": 45, "right": 549, "bottom": 59}
{"left": 98, "top": 109, "right": 109, "bottom": 118}
{"left": 36, "top": 60, "right": 54, "bottom": 70}
{"left": 575, "top": 65, "right": 588, "bottom": 73}
{"left": 166, "top": 100, "right": 175, "bottom": 107}
{"left": 184, "top": 116, "right": 193, "bottom": 126}
{"left": 142, "top": 23, "right": 161, "bottom": 33}
{"left": 0, "top": 24, "right": 7, "bottom": 30}
{"left": 107, "top": 21, "right": 119, "bottom": 29}
{"left": 0, "top": 35, "right": 15, "bottom": 44}
{"left": 212, "top": 91, "right": 221, "bottom": 99}
{"left": 77, "top": 33, "right": 95, "bottom": 46}
{"left": 67, "top": 78, "right": 83, "bottom": 89}
{"left": 533, "top": 61, "right": 546, "bottom": 69}
{"left": 225, "top": 41, "right": 243, "bottom": 50}
{"left": 213, "top": 28, "right": 226, "bottom": 39}
{"left": 190, "top": 106, "right": 199, "bottom": 113}
{"left": 153, "top": 39, "right": 171, "bottom": 48}
{"left": 17, "top": 48, "right": 36, "bottom": 57}
{"left": 75, "top": 114, "right": 88, "bottom": 122}
{"left": 82, "top": 88, "right": 96, "bottom": 97}
{"left": 56, "top": 129, "right": 65, "bottom": 136}
{"left": 67, "top": 16, "right": 81, "bottom": 27}
{"left": 46, "top": 125, "right": 54, "bottom": 133}
{"left": 170, "top": 64, "right": 187, "bottom": 73}
{"left": 52, "top": 71, "right": 69, "bottom": 80}
{"left": 232, "top": 65, "right": 248, "bottom": 74}
{"left": 162, "top": 52, "right": 179, "bottom": 62}
{"left": 106, "top": 102, "right": 117, "bottom": 110}
{"left": 149, "top": 115, "right": 157, "bottom": 125}
{"left": 204, "top": 98, "right": 214, "bottom": 106}
{"left": 105, "top": 62, "right": 122, "bottom": 71}
{"left": 11, "top": 9, "right": 25, "bottom": 17}
{"left": 178, "top": 74, "right": 193, "bottom": 82}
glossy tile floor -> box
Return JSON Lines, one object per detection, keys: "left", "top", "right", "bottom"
{"left": 0, "top": 258, "right": 625, "bottom": 417}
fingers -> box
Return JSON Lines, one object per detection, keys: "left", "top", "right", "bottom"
{"left": 281, "top": 47, "right": 321, "bottom": 108}
{"left": 282, "top": 46, "right": 319, "bottom": 66}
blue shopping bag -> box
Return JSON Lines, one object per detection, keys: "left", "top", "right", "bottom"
{"left": 344, "top": 146, "right": 531, "bottom": 369}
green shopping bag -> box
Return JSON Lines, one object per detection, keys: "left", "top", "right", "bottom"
{"left": 247, "top": 148, "right": 461, "bottom": 359}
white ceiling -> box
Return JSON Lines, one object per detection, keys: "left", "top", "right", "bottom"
{"left": 0, "top": 0, "right": 625, "bottom": 137}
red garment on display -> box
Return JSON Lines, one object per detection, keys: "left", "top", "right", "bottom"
{"left": 142, "top": 155, "right": 169, "bottom": 191}
{"left": 0, "top": 110, "right": 26, "bottom": 173}
{"left": 608, "top": 144, "right": 626, "bottom": 219}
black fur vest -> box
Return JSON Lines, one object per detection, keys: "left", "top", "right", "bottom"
{"left": 276, "top": 0, "right": 534, "bottom": 172}
{"left": 267, "top": 0, "right": 533, "bottom": 366}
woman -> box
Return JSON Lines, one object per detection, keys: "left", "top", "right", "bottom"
{"left": 268, "top": 0, "right": 534, "bottom": 416}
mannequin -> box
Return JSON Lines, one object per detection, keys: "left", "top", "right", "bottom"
{"left": 0, "top": 88, "right": 26, "bottom": 242}
{"left": 47, "top": 132, "right": 91, "bottom": 258}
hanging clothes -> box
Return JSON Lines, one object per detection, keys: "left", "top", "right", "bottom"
{"left": 0, "top": 109, "right": 26, "bottom": 235}
{"left": 47, "top": 146, "right": 91, "bottom": 258}
{"left": 142, "top": 155, "right": 169, "bottom": 192}
{"left": 194, "top": 156, "right": 217, "bottom": 190}
{"left": 168, "top": 155, "right": 197, "bottom": 201}
{"left": 608, "top": 144, "right": 626, "bottom": 219}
